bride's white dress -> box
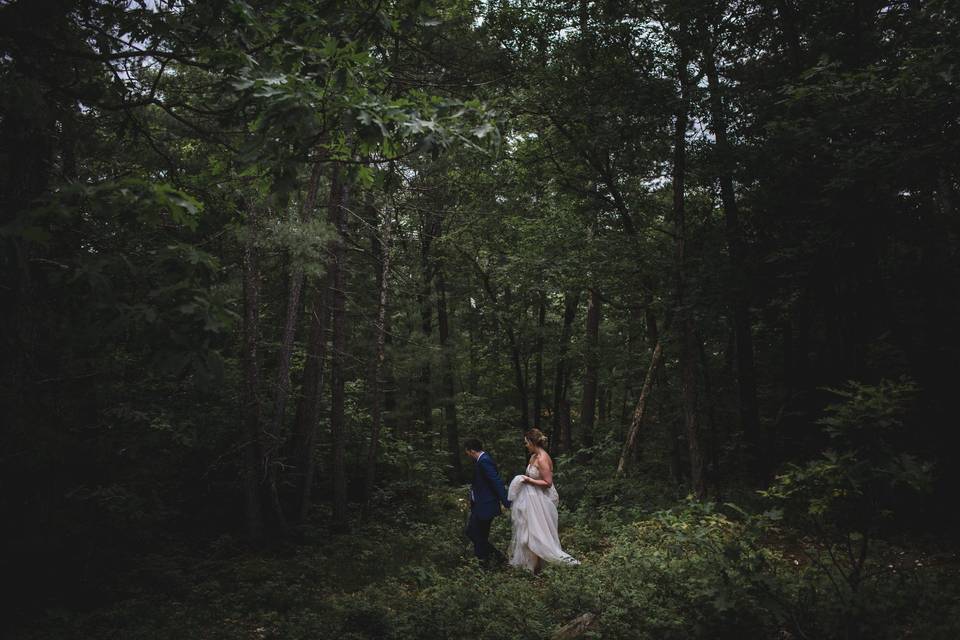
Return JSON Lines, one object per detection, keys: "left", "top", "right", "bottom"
{"left": 507, "top": 462, "right": 580, "bottom": 571}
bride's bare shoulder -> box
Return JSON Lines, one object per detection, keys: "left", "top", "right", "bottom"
{"left": 539, "top": 450, "right": 554, "bottom": 470}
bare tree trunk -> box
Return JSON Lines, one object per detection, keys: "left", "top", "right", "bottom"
{"left": 417, "top": 212, "right": 440, "bottom": 442}
{"left": 619, "top": 321, "right": 634, "bottom": 432}
{"left": 616, "top": 339, "right": 664, "bottom": 474}
{"left": 703, "top": 30, "right": 761, "bottom": 472}
{"left": 383, "top": 312, "right": 397, "bottom": 432}
{"left": 436, "top": 265, "right": 462, "bottom": 483}
{"left": 264, "top": 160, "right": 326, "bottom": 531}
{"left": 241, "top": 205, "right": 264, "bottom": 544}
{"left": 551, "top": 291, "right": 579, "bottom": 452}
{"left": 508, "top": 323, "right": 529, "bottom": 431}
{"left": 645, "top": 298, "right": 660, "bottom": 346}
{"left": 469, "top": 259, "right": 528, "bottom": 431}
{"left": 291, "top": 277, "right": 329, "bottom": 523}
{"left": 580, "top": 288, "right": 601, "bottom": 449}
{"left": 267, "top": 254, "right": 306, "bottom": 503}
{"left": 559, "top": 399, "right": 572, "bottom": 457}
{"left": 672, "top": 36, "right": 707, "bottom": 500}
{"left": 662, "top": 375, "right": 684, "bottom": 491}
{"left": 363, "top": 209, "right": 393, "bottom": 514}
{"left": 467, "top": 302, "right": 479, "bottom": 396}
{"left": 597, "top": 383, "right": 607, "bottom": 427}
{"left": 498, "top": 283, "right": 529, "bottom": 431}
{"left": 633, "top": 299, "right": 660, "bottom": 464}
{"left": 533, "top": 290, "right": 546, "bottom": 430}
{"left": 619, "top": 381, "right": 630, "bottom": 435}
{"left": 290, "top": 169, "right": 344, "bottom": 523}
{"left": 724, "top": 318, "right": 736, "bottom": 378}
{"left": 382, "top": 201, "right": 398, "bottom": 434}
{"left": 329, "top": 179, "right": 351, "bottom": 532}
{"left": 698, "top": 335, "right": 722, "bottom": 499}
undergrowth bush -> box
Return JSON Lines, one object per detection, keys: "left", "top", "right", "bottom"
{"left": 15, "top": 381, "right": 960, "bottom": 640}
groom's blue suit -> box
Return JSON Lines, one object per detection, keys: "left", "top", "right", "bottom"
{"left": 465, "top": 452, "right": 512, "bottom": 564}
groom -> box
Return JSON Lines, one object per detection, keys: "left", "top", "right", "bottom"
{"left": 463, "top": 438, "right": 512, "bottom": 568}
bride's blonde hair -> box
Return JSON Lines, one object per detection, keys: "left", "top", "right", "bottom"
{"left": 524, "top": 428, "right": 548, "bottom": 449}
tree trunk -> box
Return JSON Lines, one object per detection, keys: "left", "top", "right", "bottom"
{"left": 508, "top": 323, "right": 529, "bottom": 431}
{"left": 672, "top": 36, "right": 707, "bottom": 500}
{"left": 436, "top": 264, "right": 462, "bottom": 484}
{"left": 533, "top": 290, "right": 546, "bottom": 430}
{"left": 241, "top": 205, "right": 264, "bottom": 544}
{"left": 637, "top": 298, "right": 660, "bottom": 463}
{"left": 382, "top": 217, "right": 398, "bottom": 435}
{"left": 698, "top": 335, "right": 722, "bottom": 499}
{"left": 580, "top": 288, "right": 601, "bottom": 448}
{"left": 553, "top": 613, "right": 599, "bottom": 640}
{"left": 703, "top": 31, "right": 761, "bottom": 472}
{"left": 597, "top": 383, "right": 607, "bottom": 427}
{"left": 290, "top": 168, "right": 342, "bottom": 523}
{"left": 500, "top": 284, "right": 529, "bottom": 431}
{"left": 662, "top": 376, "right": 684, "bottom": 491}
{"left": 291, "top": 277, "right": 329, "bottom": 523}
{"left": 552, "top": 291, "right": 579, "bottom": 452}
{"left": 616, "top": 339, "right": 664, "bottom": 475}
{"left": 559, "top": 399, "right": 572, "bottom": 457}
{"left": 363, "top": 209, "right": 393, "bottom": 514}
{"left": 383, "top": 312, "right": 397, "bottom": 433}
{"left": 269, "top": 159, "right": 325, "bottom": 431}
{"left": 645, "top": 297, "right": 659, "bottom": 346}
{"left": 417, "top": 212, "right": 440, "bottom": 442}
{"left": 472, "top": 263, "right": 528, "bottom": 431}
{"left": 265, "top": 159, "right": 326, "bottom": 531}
{"left": 329, "top": 178, "right": 351, "bottom": 532}
{"left": 467, "top": 301, "right": 480, "bottom": 396}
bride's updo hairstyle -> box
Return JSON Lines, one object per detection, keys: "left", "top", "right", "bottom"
{"left": 524, "top": 428, "right": 548, "bottom": 450}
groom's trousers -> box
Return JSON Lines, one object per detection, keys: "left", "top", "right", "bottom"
{"left": 465, "top": 511, "right": 503, "bottom": 563}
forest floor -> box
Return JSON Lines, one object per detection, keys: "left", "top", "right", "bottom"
{"left": 11, "top": 472, "right": 960, "bottom": 640}
{"left": 16, "top": 484, "right": 586, "bottom": 639}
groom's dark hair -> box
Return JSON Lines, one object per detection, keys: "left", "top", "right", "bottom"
{"left": 463, "top": 437, "right": 483, "bottom": 452}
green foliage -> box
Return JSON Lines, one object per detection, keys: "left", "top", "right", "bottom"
{"left": 4, "top": 1, "right": 960, "bottom": 638}
{"left": 763, "top": 378, "right": 932, "bottom": 532}
{"left": 16, "top": 475, "right": 960, "bottom": 640}
{"left": 760, "top": 379, "right": 936, "bottom": 636}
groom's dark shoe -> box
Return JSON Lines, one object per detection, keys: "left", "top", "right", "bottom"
{"left": 479, "top": 558, "right": 502, "bottom": 572}
{"left": 479, "top": 549, "right": 507, "bottom": 571}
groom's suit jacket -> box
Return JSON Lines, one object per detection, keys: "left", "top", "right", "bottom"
{"left": 471, "top": 452, "right": 512, "bottom": 520}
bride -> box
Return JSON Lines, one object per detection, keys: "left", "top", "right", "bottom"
{"left": 507, "top": 428, "right": 580, "bottom": 573}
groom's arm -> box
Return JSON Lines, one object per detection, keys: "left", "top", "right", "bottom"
{"left": 479, "top": 456, "right": 512, "bottom": 508}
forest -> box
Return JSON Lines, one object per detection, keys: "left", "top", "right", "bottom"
{"left": 2, "top": 0, "right": 959, "bottom": 638}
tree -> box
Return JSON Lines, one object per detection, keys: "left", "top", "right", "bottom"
{"left": 698, "top": 9, "right": 761, "bottom": 472}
